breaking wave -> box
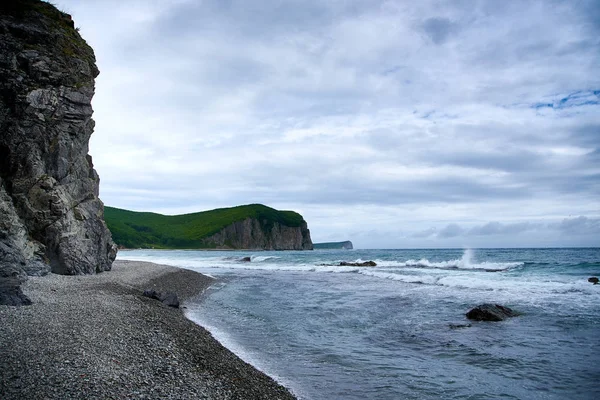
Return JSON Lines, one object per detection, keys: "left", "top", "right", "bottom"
{"left": 371, "top": 249, "right": 524, "bottom": 271}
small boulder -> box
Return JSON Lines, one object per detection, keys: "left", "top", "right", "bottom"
{"left": 142, "top": 289, "right": 180, "bottom": 308}
{"left": 160, "top": 292, "right": 180, "bottom": 308}
{"left": 142, "top": 289, "right": 161, "bottom": 300}
{"left": 0, "top": 281, "right": 32, "bottom": 306}
{"left": 588, "top": 277, "right": 599, "bottom": 285}
{"left": 466, "top": 304, "right": 520, "bottom": 321}
{"left": 240, "top": 256, "right": 252, "bottom": 262}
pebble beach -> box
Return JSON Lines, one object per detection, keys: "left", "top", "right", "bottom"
{"left": 0, "top": 260, "right": 296, "bottom": 399}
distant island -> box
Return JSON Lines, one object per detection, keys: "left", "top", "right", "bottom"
{"left": 313, "top": 241, "right": 353, "bottom": 250}
{"left": 104, "top": 204, "right": 313, "bottom": 250}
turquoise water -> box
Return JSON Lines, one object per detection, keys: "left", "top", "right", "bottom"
{"left": 119, "top": 248, "right": 600, "bottom": 399}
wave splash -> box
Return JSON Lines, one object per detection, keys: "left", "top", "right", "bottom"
{"left": 374, "top": 249, "right": 523, "bottom": 271}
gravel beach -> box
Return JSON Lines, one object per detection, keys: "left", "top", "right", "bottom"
{"left": 0, "top": 260, "right": 297, "bottom": 399}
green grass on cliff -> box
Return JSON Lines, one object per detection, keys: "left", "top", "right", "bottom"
{"left": 104, "top": 204, "right": 305, "bottom": 249}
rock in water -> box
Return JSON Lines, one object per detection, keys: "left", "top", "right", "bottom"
{"left": 466, "top": 304, "right": 520, "bottom": 321}
{"left": 588, "top": 277, "right": 599, "bottom": 285}
{"left": 339, "top": 261, "right": 377, "bottom": 267}
{"left": 449, "top": 323, "right": 472, "bottom": 329}
{"left": 0, "top": 1, "right": 117, "bottom": 304}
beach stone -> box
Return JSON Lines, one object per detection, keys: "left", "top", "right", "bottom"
{"left": 143, "top": 289, "right": 161, "bottom": 300}
{"left": 143, "top": 289, "right": 180, "bottom": 308}
{"left": 466, "top": 304, "right": 520, "bottom": 321}
{"left": 160, "top": 292, "right": 180, "bottom": 308}
{"left": 588, "top": 277, "right": 599, "bottom": 284}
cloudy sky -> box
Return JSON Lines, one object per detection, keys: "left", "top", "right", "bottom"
{"left": 55, "top": 0, "right": 599, "bottom": 248}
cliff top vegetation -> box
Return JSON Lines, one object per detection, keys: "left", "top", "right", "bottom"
{"left": 105, "top": 204, "right": 305, "bottom": 249}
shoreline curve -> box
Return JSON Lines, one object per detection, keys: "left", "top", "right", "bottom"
{"left": 0, "top": 260, "right": 296, "bottom": 399}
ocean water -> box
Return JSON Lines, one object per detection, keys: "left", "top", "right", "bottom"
{"left": 118, "top": 248, "right": 600, "bottom": 400}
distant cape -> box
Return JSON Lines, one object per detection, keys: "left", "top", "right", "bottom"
{"left": 313, "top": 241, "right": 353, "bottom": 250}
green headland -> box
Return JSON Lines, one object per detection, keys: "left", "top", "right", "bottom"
{"left": 104, "top": 204, "right": 310, "bottom": 250}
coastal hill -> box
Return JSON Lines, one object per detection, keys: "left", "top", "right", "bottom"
{"left": 314, "top": 241, "right": 354, "bottom": 250}
{"left": 0, "top": 0, "right": 116, "bottom": 305}
{"left": 105, "top": 204, "right": 314, "bottom": 250}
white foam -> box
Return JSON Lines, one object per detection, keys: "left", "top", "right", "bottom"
{"left": 120, "top": 249, "right": 600, "bottom": 315}
{"left": 184, "top": 310, "right": 302, "bottom": 396}
{"left": 314, "top": 265, "right": 361, "bottom": 274}
{"left": 370, "top": 249, "right": 523, "bottom": 271}
{"left": 359, "top": 270, "right": 439, "bottom": 285}
{"left": 251, "top": 255, "right": 281, "bottom": 262}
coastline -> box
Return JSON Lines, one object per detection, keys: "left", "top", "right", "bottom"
{"left": 0, "top": 260, "right": 296, "bottom": 399}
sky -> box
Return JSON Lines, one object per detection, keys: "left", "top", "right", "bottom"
{"left": 54, "top": 0, "right": 599, "bottom": 248}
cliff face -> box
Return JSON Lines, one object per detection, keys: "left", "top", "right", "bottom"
{"left": 0, "top": 1, "right": 116, "bottom": 305}
{"left": 201, "top": 218, "right": 313, "bottom": 250}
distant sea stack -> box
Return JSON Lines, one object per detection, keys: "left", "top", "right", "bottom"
{"left": 0, "top": 1, "right": 116, "bottom": 304}
{"left": 314, "top": 241, "right": 354, "bottom": 250}
{"left": 104, "top": 204, "right": 314, "bottom": 250}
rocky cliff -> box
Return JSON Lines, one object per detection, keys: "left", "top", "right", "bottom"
{"left": 0, "top": 1, "right": 116, "bottom": 305}
{"left": 201, "top": 217, "right": 313, "bottom": 250}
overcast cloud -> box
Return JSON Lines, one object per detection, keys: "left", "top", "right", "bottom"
{"left": 55, "top": 0, "right": 599, "bottom": 248}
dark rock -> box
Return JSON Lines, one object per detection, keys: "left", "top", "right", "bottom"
{"left": 240, "top": 256, "right": 252, "bottom": 262}
{"left": 449, "top": 323, "right": 471, "bottom": 329}
{"left": 143, "top": 289, "right": 179, "bottom": 308}
{"left": 160, "top": 292, "right": 180, "bottom": 308}
{"left": 142, "top": 289, "right": 161, "bottom": 300}
{"left": 339, "top": 261, "right": 377, "bottom": 267}
{"left": 0, "top": 0, "right": 117, "bottom": 302}
{"left": 588, "top": 277, "right": 599, "bottom": 284}
{"left": 0, "top": 277, "right": 31, "bottom": 306}
{"left": 466, "top": 304, "right": 520, "bottom": 321}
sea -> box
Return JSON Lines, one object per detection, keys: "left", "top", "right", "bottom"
{"left": 118, "top": 248, "right": 600, "bottom": 400}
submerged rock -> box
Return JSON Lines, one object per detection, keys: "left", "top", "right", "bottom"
{"left": 449, "top": 323, "right": 472, "bottom": 329}
{"left": 0, "top": 0, "right": 117, "bottom": 304}
{"left": 339, "top": 261, "right": 377, "bottom": 267}
{"left": 240, "top": 256, "right": 252, "bottom": 262}
{"left": 466, "top": 304, "right": 520, "bottom": 321}
{"left": 588, "top": 277, "right": 599, "bottom": 285}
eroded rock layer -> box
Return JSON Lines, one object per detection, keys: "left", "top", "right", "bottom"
{"left": 0, "top": 0, "right": 116, "bottom": 304}
{"left": 202, "top": 218, "right": 313, "bottom": 250}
